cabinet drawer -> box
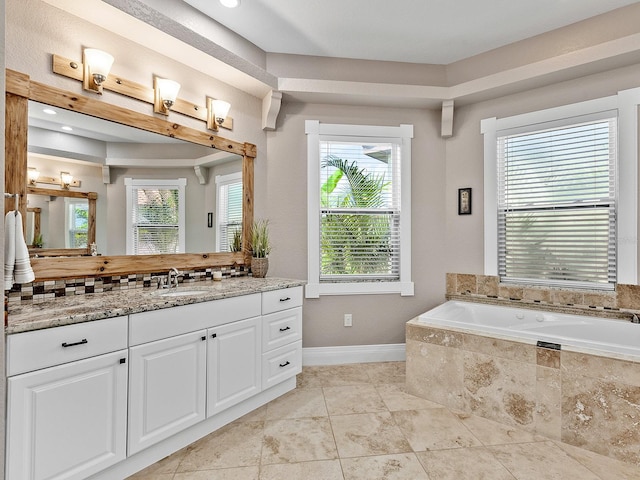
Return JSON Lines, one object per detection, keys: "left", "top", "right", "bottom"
{"left": 262, "top": 340, "right": 302, "bottom": 389}
{"left": 7, "top": 316, "right": 128, "bottom": 376}
{"left": 262, "top": 307, "right": 302, "bottom": 352}
{"left": 262, "top": 286, "right": 303, "bottom": 315}
{"left": 130, "top": 293, "right": 261, "bottom": 345}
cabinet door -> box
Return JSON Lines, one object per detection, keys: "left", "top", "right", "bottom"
{"left": 128, "top": 330, "right": 207, "bottom": 455}
{"left": 6, "top": 350, "right": 128, "bottom": 480}
{"left": 207, "top": 316, "right": 261, "bottom": 416}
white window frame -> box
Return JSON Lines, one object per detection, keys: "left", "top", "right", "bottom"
{"left": 482, "top": 88, "right": 640, "bottom": 286}
{"left": 64, "top": 197, "right": 89, "bottom": 249}
{"left": 215, "top": 172, "right": 243, "bottom": 252}
{"left": 305, "top": 120, "right": 414, "bottom": 298}
{"left": 125, "top": 178, "right": 186, "bottom": 255}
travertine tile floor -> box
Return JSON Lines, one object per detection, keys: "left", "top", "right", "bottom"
{"left": 128, "top": 362, "right": 640, "bottom": 479}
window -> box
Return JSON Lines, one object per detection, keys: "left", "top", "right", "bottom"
{"left": 216, "top": 172, "right": 243, "bottom": 252}
{"left": 306, "top": 121, "right": 414, "bottom": 297}
{"left": 65, "top": 198, "right": 89, "bottom": 248}
{"left": 498, "top": 114, "right": 617, "bottom": 289}
{"left": 125, "top": 178, "right": 186, "bottom": 255}
{"left": 483, "top": 89, "right": 640, "bottom": 289}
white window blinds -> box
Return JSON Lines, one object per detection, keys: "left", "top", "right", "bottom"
{"left": 497, "top": 114, "right": 617, "bottom": 289}
{"left": 125, "top": 178, "right": 186, "bottom": 255}
{"left": 319, "top": 139, "right": 401, "bottom": 281}
{"left": 216, "top": 173, "right": 243, "bottom": 252}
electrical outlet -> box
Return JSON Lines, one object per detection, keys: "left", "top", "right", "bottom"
{"left": 344, "top": 313, "right": 352, "bottom": 327}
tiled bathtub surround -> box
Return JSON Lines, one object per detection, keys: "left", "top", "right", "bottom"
{"left": 406, "top": 321, "right": 640, "bottom": 466}
{"left": 6, "top": 266, "right": 247, "bottom": 305}
{"left": 446, "top": 273, "right": 640, "bottom": 317}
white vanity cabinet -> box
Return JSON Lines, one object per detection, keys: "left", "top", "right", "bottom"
{"left": 127, "top": 330, "right": 207, "bottom": 455}
{"left": 207, "top": 316, "right": 261, "bottom": 416}
{"left": 127, "top": 294, "right": 262, "bottom": 453}
{"left": 261, "top": 287, "right": 303, "bottom": 388}
{"left": 6, "top": 317, "right": 128, "bottom": 480}
{"left": 6, "top": 283, "right": 305, "bottom": 480}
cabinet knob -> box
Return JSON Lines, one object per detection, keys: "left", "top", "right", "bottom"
{"left": 61, "top": 338, "right": 88, "bottom": 348}
{"left": 211, "top": 333, "right": 217, "bottom": 339}
{"left": 279, "top": 326, "right": 291, "bottom": 332}
{"left": 279, "top": 361, "right": 290, "bottom": 368}
{"left": 201, "top": 336, "right": 206, "bottom": 341}
{"left": 279, "top": 297, "right": 291, "bottom": 302}
{"left": 119, "top": 358, "right": 126, "bottom": 364}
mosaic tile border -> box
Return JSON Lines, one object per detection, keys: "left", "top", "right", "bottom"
{"left": 446, "top": 273, "right": 640, "bottom": 318}
{"left": 6, "top": 266, "right": 248, "bottom": 304}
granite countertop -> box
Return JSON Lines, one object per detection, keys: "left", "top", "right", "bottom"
{"left": 7, "top": 277, "right": 306, "bottom": 335}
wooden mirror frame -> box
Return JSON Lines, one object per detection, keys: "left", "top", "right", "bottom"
{"left": 5, "top": 69, "right": 255, "bottom": 281}
{"left": 26, "top": 186, "right": 97, "bottom": 257}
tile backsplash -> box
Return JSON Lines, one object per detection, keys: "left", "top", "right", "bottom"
{"left": 446, "top": 273, "right": 640, "bottom": 318}
{"left": 6, "top": 266, "right": 248, "bottom": 304}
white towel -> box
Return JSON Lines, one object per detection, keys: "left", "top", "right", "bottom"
{"left": 13, "top": 211, "right": 35, "bottom": 285}
{"left": 4, "top": 211, "right": 16, "bottom": 290}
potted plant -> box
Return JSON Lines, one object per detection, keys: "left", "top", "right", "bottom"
{"left": 230, "top": 228, "right": 242, "bottom": 252}
{"left": 250, "top": 219, "right": 271, "bottom": 278}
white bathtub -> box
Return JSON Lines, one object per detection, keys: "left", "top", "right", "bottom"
{"left": 418, "top": 300, "right": 640, "bottom": 359}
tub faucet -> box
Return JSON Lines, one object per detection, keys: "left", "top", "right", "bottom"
{"left": 631, "top": 313, "right": 640, "bottom": 324}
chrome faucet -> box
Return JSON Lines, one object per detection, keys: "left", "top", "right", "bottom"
{"left": 631, "top": 313, "right": 640, "bottom": 324}
{"left": 167, "top": 267, "right": 182, "bottom": 288}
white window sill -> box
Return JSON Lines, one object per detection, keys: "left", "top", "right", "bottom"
{"left": 305, "top": 281, "right": 414, "bottom": 298}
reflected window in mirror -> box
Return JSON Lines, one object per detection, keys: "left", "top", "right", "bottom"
{"left": 65, "top": 198, "right": 89, "bottom": 248}
{"left": 125, "top": 178, "right": 186, "bottom": 255}
{"left": 216, "top": 172, "right": 243, "bottom": 252}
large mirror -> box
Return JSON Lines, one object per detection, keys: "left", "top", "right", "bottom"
{"left": 28, "top": 100, "right": 243, "bottom": 256}
{"left": 5, "top": 69, "right": 255, "bottom": 280}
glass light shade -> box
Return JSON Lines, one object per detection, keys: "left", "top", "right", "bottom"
{"left": 156, "top": 78, "right": 181, "bottom": 108}
{"left": 84, "top": 49, "right": 114, "bottom": 84}
{"left": 27, "top": 168, "right": 40, "bottom": 184}
{"left": 212, "top": 99, "right": 231, "bottom": 124}
{"left": 60, "top": 172, "right": 74, "bottom": 187}
{"left": 220, "top": 0, "right": 240, "bottom": 7}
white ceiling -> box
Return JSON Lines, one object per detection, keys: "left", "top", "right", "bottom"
{"left": 183, "top": 0, "right": 640, "bottom": 64}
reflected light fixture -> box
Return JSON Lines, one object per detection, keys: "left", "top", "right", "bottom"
{"left": 60, "top": 172, "right": 74, "bottom": 190}
{"left": 154, "top": 77, "right": 181, "bottom": 115}
{"left": 206, "top": 97, "right": 231, "bottom": 131}
{"left": 27, "top": 168, "right": 40, "bottom": 186}
{"left": 220, "top": 0, "right": 240, "bottom": 7}
{"left": 83, "top": 48, "right": 114, "bottom": 94}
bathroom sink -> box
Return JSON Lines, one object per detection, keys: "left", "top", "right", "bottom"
{"left": 153, "top": 288, "right": 210, "bottom": 298}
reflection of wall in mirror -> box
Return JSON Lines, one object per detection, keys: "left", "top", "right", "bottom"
{"left": 27, "top": 155, "right": 106, "bottom": 250}
{"left": 108, "top": 160, "right": 242, "bottom": 255}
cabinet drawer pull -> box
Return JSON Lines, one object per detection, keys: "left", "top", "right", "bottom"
{"left": 279, "top": 326, "right": 291, "bottom": 332}
{"left": 211, "top": 333, "right": 217, "bottom": 339}
{"left": 61, "top": 338, "right": 88, "bottom": 348}
{"left": 119, "top": 358, "right": 127, "bottom": 364}
{"left": 279, "top": 297, "right": 291, "bottom": 302}
{"left": 201, "top": 336, "right": 206, "bottom": 341}
{"left": 279, "top": 361, "right": 290, "bottom": 368}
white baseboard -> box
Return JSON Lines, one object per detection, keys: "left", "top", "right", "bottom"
{"left": 302, "top": 343, "right": 406, "bottom": 366}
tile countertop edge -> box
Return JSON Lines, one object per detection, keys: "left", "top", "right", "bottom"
{"left": 6, "top": 277, "right": 306, "bottom": 335}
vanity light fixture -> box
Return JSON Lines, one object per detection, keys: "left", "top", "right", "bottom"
{"left": 220, "top": 0, "right": 240, "bottom": 7}
{"left": 60, "top": 172, "right": 74, "bottom": 190}
{"left": 206, "top": 98, "right": 231, "bottom": 131}
{"left": 82, "top": 48, "right": 114, "bottom": 94}
{"left": 154, "top": 77, "right": 181, "bottom": 115}
{"left": 52, "top": 52, "right": 233, "bottom": 130}
{"left": 27, "top": 168, "right": 40, "bottom": 186}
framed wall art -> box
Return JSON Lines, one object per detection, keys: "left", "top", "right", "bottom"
{"left": 458, "top": 188, "right": 472, "bottom": 215}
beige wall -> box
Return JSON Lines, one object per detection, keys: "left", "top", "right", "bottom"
{"left": 265, "top": 102, "right": 447, "bottom": 347}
